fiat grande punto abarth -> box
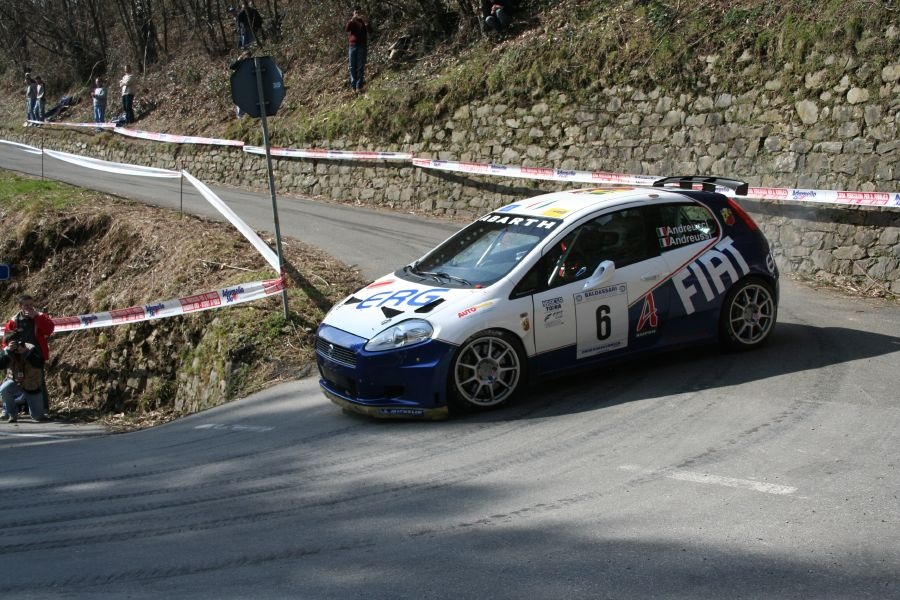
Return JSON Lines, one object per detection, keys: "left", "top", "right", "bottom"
{"left": 316, "top": 176, "right": 779, "bottom": 419}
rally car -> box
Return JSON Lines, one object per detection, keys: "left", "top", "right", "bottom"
{"left": 316, "top": 176, "right": 779, "bottom": 419}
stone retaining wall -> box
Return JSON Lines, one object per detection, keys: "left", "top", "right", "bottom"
{"left": 8, "top": 46, "right": 900, "bottom": 293}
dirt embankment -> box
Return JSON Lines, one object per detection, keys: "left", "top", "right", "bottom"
{"left": 0, "top": 174, "right": 366, "bottom": 429}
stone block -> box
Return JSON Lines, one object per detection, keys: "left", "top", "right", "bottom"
{"left": 795, "top": 99, "right": 819, "bottom": 124}
{"left": 847, "top": 87, "right": 870, "bottom": 104}
{"left": 833, "top": 245, "right": 866, "bottom": 260}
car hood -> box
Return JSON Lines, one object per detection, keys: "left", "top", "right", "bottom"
{"left": 323, "top": 276, "right": 488, "bottom": 340}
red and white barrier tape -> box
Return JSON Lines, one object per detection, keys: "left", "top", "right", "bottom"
{"left": 115, "top": 127, "right": 245, "bottom": 147}
{"left": 46, "top": 149, "right": 181, "bottom": 179}
{"left": 40, "top": 148, "right": 280, "bottom": 272}
{"left": 412, "top": 158, "right": 900, "bottom": 208}
{"left": 27, "top": 120, "right": 115, "bottom": 129}
{"left": 244, "top": 145, "right": 412, "bottom": 161}
{"left": 181, "top": 171, "right": 280, "bottom": 271}
{"left": 411, "top": 158, "right": 659, "bottom": 186}
{"left": 7, "top": 130, "right": 899, "bottom": 208}
{"left": 51, "top": 277, "right": 286, "bottom": 332}
{"left": 0, "top": 139, "right": 42, "bottom": 155}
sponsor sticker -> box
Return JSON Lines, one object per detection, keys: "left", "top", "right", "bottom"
{"left": 221, "top": 286, "right": 245, "bottom": 303}
{"left": 457, "top": 300, "right": 495, "bottom": 319}
{"left": 378, "top": 407, "right": 425, "bottom": 417}
{"left": 479, "top": 213, "right": 560, "bottom": 230}
{"left": 635, "top": 293, "right": 658, "bottom": 336}
{"left": 720, "top": 208, "right": 736, "bottom": 227}
{"left": 542, "top": 207, "right": 570, "bottom": 218}
{"left": 791, "top": 189, "right": 818, "bottom": 201}
{"left": 144, "top": 303, "right": 165, "bottom": 317}
{"left": 541, "top": 296, "right": 565, "bottom": 328}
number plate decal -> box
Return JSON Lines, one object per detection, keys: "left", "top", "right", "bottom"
{"left": 574, "top": 283, "right": 629, "bottom": 359}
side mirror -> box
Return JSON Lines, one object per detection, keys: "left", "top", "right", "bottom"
{"left": 583, "top": 260, "right": 616, "bottom": 290}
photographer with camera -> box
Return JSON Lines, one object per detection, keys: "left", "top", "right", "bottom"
{"left": 0, "top": 332, "right": 47, "bottom": 423}
{"left": 344, "top": 6, "right": 372, "bottom": 92}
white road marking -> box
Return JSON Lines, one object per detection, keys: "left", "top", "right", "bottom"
{"left": 194, "top": 423, "right": 274, "bottom": 433}
{"left": 619, "top": 464, "right": 797, "bottom": 496}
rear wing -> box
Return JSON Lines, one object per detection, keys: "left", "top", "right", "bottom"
{"left": 653, "top": 176, "right": 749, "bottom": 196}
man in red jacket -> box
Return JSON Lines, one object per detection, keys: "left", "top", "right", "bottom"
{"left": 3, "top": 294, "right": 54, "bottom": 414}
{"left": 345, "top": 6, "right": 372, "bottom": 92}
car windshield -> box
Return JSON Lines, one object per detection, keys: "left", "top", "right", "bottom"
{"left": 400, "top": 212, "right": 562, "bottom": 288}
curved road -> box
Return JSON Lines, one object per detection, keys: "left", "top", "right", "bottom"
{"left": 1, "top": 143, "right": 899, "bottom": 599}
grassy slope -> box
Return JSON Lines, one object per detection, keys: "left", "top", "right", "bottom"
{"left": 2, "top": 1, "right": 896, "bottom": 144}
{"left": 0, "top": 172, "right": 367, "bottom": 428}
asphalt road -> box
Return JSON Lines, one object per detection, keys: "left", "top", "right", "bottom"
{"left": 1, "top": 141, "right": 899, "bottom": 599}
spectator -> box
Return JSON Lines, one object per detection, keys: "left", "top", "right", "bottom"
{"left": 235, "top": 1, "right": 255, "bottom": 49}
{"left": 344, "top": 6, "right": 372, "bottom": 92}
{"left": 35, "top": 76, "right": 46, "bottom": 121}
{"left": 0, "top": 332, "right": 47, "bottom": 423}
{"left": 91, "top": 76, "right": 107, "bottom": 130}
{"left": 482, "top": 0, "right": 512, "bottom": 33}
{"left": 3, "top": 293, "right": 55, "bottom": 415}
{"left": 24, "top": 73, "right": 37, "bottom": 125}
{"left": 247, "top": 1, "right": 265, "bottom": 45}
{"left": 120, "top": 65, "right": 135, "bottom": 124}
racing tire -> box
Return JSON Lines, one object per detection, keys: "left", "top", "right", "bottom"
{"left": 719, "top": 277, "right": 777, "bottom": 351}
{"left": 449, "top": 329, "right": 526, "bottom": 411}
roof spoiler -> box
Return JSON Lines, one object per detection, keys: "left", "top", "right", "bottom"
{"left": 652, "top": 176, "right": 749, "bottom": 196}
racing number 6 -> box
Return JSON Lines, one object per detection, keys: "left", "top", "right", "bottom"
{"left": 595, "top": 304, "right": 611, "bottom": 340}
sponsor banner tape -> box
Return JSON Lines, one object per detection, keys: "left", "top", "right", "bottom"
{"left": 181, "top": 171, "right": 280, "bottom": 271}
{"left": 411, "top": 158, "right": 659, "bottom": 186}
{"left": 745, "top": 187, "right": 900, "bottom": 207}
{"left": 244, "top": 145, "right": 412, "bottom": 161}
{"left": 412, "top": 158, "right": 900, "bottom": 208}
{"left": 37, "top": 148, "right": 279, "bottom": 270}
{"left": 46, "top": 149, "right": 182, "bottom": 178}
{"left": 52, "top": 277, "right": 286, "bottom": 332}
{"left": 0, "top": 139, "right": 42, "bottom": 154}
{"left": 115, "top": 127, "right": 245, "bottom": 147}
{"left": 6, "top": 135, "right": 898, "bottom": 209}
{"left": 41, "top": 148, "right": 280, "bottom": 271}
{"left": 27, "top": 120, "right": 116, "bottom": 129}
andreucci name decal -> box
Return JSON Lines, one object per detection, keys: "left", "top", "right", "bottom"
{"left": 657, "top": 224, "right": 713, "bottom": 249}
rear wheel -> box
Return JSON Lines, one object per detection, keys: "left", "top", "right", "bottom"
{"left": 449, "top": 330, "right": 525, "bottom": 411}
{"left": 719, "top": 277, "right": 777, "bottom": 350}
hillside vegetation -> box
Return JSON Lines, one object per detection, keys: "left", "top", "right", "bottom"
{"left": 1, "top": 1, "right": 897, "bottom": 143}
{"left": 0, "top": 172, "right": 366, "bottom": 428}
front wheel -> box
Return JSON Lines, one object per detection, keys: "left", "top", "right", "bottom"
{"left": 719, "top": 277, "right": 777, "bottom": 351}
{"left": 449, "top": 330, "right": 525, "bottom": 411}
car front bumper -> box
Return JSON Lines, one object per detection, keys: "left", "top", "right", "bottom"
{"left": 315, "top": 323, "right": 456, "bottom": 420}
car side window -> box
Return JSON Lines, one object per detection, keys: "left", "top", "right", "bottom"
{"left": 655, "top": 203, "right": 720, "bottom": 252}
{"left": 512, "top": 207, "right": 658, "bottom": 296}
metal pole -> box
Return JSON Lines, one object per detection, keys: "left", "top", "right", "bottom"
{"left": 41, "top": 135, "right": 44, "bottom": 180}
{"left": 253, "top": 56, "right": 289, "bottom": 318}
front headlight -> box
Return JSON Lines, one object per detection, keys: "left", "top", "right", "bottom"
{"left": 365, "top": 319, "right": 434, "bottom": 352}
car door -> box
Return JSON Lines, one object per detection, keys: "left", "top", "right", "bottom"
{"left": 654, "top": 201, "right": 734, "bottom": 341}
{"left": 514, "top": 206, "right": 670, "bottom": 376}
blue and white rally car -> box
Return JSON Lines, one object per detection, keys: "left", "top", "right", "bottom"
{"left": 316, "top": 176, "right": 778, "bottom": 419}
